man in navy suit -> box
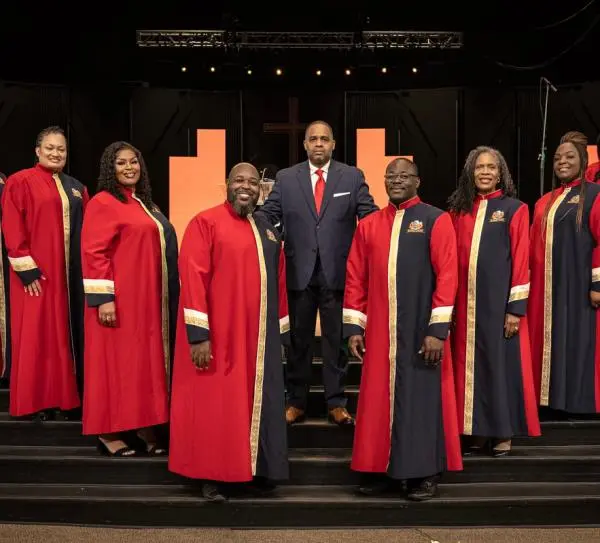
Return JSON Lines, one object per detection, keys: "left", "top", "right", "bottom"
{"left": 258, "top": 121, "right": 378, "bottom": 425}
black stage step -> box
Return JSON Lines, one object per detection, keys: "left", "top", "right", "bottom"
{"left": 1, "top": 415, "right": 599, "bottom": 448}
{"left": 0, "top": 386, "right": 361, "bottom": 417}
{"left": 1, "top": 482, "right": 599, "bottom": 527}
{"left": 0, "top": 445, "right": 599, "bottom": 486}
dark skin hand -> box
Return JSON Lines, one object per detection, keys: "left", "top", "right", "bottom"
{"left": 191, "top": 340, "right": 212, "bottom": 370}
{"left": 419, "top": 336, "right": 444, "bottom": 367}
{"left": 504, "top": 313, "right": 520, "bottom": 339}
{"left": 349, "top": 335, "right": 366, "bottom": 361}
{"left": 591, "top": 291, "right": 600, "bottom": 309}
{"left": 24, "top": 276, "right": 46, "bottom": 296}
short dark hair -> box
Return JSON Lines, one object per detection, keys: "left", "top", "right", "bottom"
{"left": 35, "top": 126, "right": 66, "bottom": 147}
{"left": 0, "top": 172, "right": 6, "bottom": 182}
{"left": 304, "top": 120, "right": 334, "bottom": 139}
{"left": 386, "top": 157, "right": 419, "bottom": 176}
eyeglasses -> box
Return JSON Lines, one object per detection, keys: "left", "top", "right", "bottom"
{"left": 384, "top": 173, "right": 418, "bottom": 181}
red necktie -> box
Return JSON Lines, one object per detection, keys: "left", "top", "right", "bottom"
{"left": 314, "top": 168, "right": 325, "bottom": 213}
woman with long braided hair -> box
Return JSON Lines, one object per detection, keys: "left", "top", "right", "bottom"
{"left": 448, "top": 146, "right": 540, "bottom": 458}
{"left": 529, "top": 131, "right": 600, "bottom": 414}
{"left": 81, "top": 141, "right": 179, "bottom": 456}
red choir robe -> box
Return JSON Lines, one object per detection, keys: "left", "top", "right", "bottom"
{"left": 586, "top": 162, "right": 600, "bottom": 183}
{"left": 530, "top": 179, "right": 600, "bottom": 413}
{"left": 343, "top": 197, "right": 463, "bottom": 480}
{"left": 0, "top": 178, "right": 11, "bottom": 382}
{"left": 81, "top": 189, "right": 179, "bottom": 435}
{"left": 451, "top": 190, "right": 540, "bottom": 438}
{"left": 169, "top": 202, "right": 290, "bottom": 482}
{"left": 1, "top": 164, "right": 88, "bottom": 416}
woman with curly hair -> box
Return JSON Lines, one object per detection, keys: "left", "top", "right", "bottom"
{"left": 529, "top": 131, "right": 600, "bottom": 415}
{"left": 448, "top": 146, "right": 540, "bottom": 457}
{"left": 81, "top": 141, "right": 179, "bottom": 456}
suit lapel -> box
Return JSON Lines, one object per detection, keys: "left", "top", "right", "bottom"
{"left": 297, "top": 162, "right": 318, "bottom": 220}
{"left": 318, "top": 161, "right": 342, "bottom": 221}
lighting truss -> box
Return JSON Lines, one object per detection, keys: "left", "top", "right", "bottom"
{"left": 136, "top": 30, "right": 463, "bottom": 50}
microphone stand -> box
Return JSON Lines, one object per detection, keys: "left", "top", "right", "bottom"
{"left": 539, "top": 77, "right": 558, "bottom": 197}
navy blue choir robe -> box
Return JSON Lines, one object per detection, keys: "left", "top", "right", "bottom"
{"left": 530, "top": 179, "right": 600, "bottom": 413}
{"left": 451, "top": 190, "right": 541, "bottom": 438}
{"left": 343, "top": 196, "right": 463, "bottom": 479}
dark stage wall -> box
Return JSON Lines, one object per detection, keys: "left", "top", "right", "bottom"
{"left": 0, "top": 81, "right": 599, "bottom": 214}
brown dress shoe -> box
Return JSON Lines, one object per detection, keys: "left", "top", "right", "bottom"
{"left": 328, "top": 407, "right": 355, "bottom": 426}
{"left": 285, "top": 405, "right": 306, "bottom": 424}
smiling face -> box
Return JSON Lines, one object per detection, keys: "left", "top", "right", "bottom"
{"left": 553, "top": 142, "right": 582, "bottom": 184}
{"left": 35, "top": 132, "right": 67, "bottom": 172}
{"left": 114, "top": 148, "right": 141, "bottom": 187}
{"left": 474, "top": 151, "right": 500, "bottom": 195}
{"left": 384, "top": 159, "right": 420, "bottom": 205}
{"left": 227, "top": 163, "right": 260, "bottom": 216}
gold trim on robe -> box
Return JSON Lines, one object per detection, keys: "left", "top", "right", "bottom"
{"left": 541, "top": 189, "right": 570, "bottom": 406}
{"left": 183, "top": 308, "right": 209, "bottom": 330}
{"left": 342, "top": 308, "right": 367, "bottom": 329}
{"left": 508, "top": 282, "right": 530, "bottom": 303}
{"left": 429, "top": 305, "right": 453, "bottom": 325}
{"left": 248, "top": 215, "right": 268, "bottom": 476}
{"left": 592, "top": 268, "right": 600, "bottom": 284}
{"left": 132, "top": 194, "right": 170, "bottom": 386}
{"left": 386, "top": 209, "right": 404, "bottom": 468}
{"left": 8, "top": 255, "right": 37, "bottom": 272}
{"left": 83, "top": 278, "right": 115, "bottom": 295}
{"left": 463, "top": 199, "right": 487, "bottom": 435}
{"left": 52, "top": 174, "right": 75, "bottom": 368}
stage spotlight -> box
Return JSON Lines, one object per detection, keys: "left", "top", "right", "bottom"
{"left": 345, "top": 68, "right": 351, "bottom": 75}
{"left": 412, "top": 67, "right": 418, "bottom": 73}
{"left": 381, "top": 67, "right": 387, "bottom": 73}
{"left": 276, "top": 68, "right": 283, "bottom": 76}
{"left": 181, "top": 66, "right": 187, "bottom": 72}
{"left": 316, "top": 69, "right": 322, "bottom": 76}
{"left": 247, "top": 69, "right": 252, "bottom": 75}
{"left": 210, "top": 66, "right": 216, "bottom": 73}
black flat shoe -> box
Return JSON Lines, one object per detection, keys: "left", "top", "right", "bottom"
{"left": 202, "top": 482, "right": 227, "bottom": 502}
{"left": 97, "top": 439, "right": 137, "bottom": 457}
{"left": 407, "top": 475, "right": 440, "bottom": 501}
{"left": 146, "top": 444, "right": 168, "bottom": 456}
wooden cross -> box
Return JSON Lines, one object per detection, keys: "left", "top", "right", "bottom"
{"left": 263, "top": 97, "right": 307, "bottom": 164}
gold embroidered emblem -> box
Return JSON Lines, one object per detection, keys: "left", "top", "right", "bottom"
{"left": 489, "top": 210, "right": 505, "bottom": 222}
{"left": 567, "top": 195, "right": 580, "bottom": 204}
{"left": 407, "top": 220, "right": 424, "bottom": 233}
{"left": 266, "top": 229, "right": 278, "bottom": 242}
{"left": 71, "top": 188, "right": 82, "bottom": 199}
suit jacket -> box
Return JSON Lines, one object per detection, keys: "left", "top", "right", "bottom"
{"left": 257, "top": 160, "right": 378, "bottom": 291}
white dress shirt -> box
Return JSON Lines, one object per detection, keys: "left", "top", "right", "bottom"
{"left": 309, "top": 161, "right": 330, "bottom": 194}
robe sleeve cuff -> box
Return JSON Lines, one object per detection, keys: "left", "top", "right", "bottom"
{"left": 428, "top": 305, "right": 453, "bottom": 340}
{"left": 592, "top": 268, "right": 600, "bottom": 293}
{"left": 83, "top": 278, "right": 115, "bottom": 307}
{"left": 8, "top": 255, "right": 41, "bottom": 286}
{"left": 184, "top": 308, "right": 210, "bottom": 343}
{"left": 343, "top": 308, "right": 367, "bottom": 338}
{"left": 506, "top": 282, "right": 529, "bottom": 316}
{"left": 280, "top": 315, "right": 290, "bottom": 346}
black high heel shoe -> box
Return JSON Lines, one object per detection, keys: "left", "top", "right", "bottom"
{"left": 97, "top": 438, "right": 137, "bottom": 457}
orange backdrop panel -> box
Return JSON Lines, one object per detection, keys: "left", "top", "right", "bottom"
{"left": 169, "top": 129, "right": 227, "bottom": 245}
{"left": 589, "top": 145, "right": 599, "bottom": 165}
{"left": 356, "top": 129, "right": 412, "bottom": 208}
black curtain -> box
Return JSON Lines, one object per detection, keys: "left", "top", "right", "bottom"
{"left": 242, "top": 91, "right": 345, "bottom": 175}
{"left": 130, "top": 88, "right": 241, "bottom": 214}
{"left": 345, "top": 90, "right": 459, "bottom": 210}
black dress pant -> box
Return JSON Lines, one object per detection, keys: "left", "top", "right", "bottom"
{"left": 286, "top": 257, "right": 348, "bottom": 409}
